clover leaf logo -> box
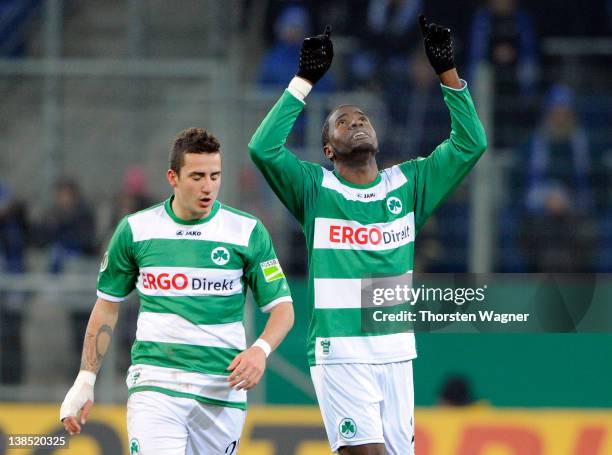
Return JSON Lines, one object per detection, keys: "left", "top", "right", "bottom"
{"left": 131, "top": 371, "right": 140, "bottom": 386}
{"left": 339, "top": 418, "right": 357, "bottom": 439}
{"left": 387, "top": 196, "right": 402, "bottom": 215}
{"left": 320, "top": 339, "right": 331, "bottom": 356}
{"left": 211, "top": 246, "right": 230, "bottom": 266}
{"left": 130, "top": 438, "right": 140, "bottom": 454}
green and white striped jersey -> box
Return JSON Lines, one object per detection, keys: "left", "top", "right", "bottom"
{"left": 249, "top": 82, "right": 486, "bottom": 366}
{"left": 97, "top": 198, "right": 291, "bottom": 409}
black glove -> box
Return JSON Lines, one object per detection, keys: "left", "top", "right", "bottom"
{"left": 296, "top": 25, "right": 333, "bottom": 85}
{"left": 419, "top": 14, "right": 455, "bottom": 75}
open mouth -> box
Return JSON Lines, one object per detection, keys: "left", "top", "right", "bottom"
{"left": 353, "top": 131, "right": 369, "bottom": 140}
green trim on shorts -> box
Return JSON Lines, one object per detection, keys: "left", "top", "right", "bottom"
{"left": 128, "top": 386, "right": 247, "bottom": 410}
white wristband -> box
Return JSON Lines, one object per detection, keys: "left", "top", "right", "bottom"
{"left": 287, "top": 77, "right": 313, "bottom": 101}
{"left": 252, "top": 338, "right": 272, "bottom": 358}
{"left": 60, "top": 370, "right": 96, "bottom": 421}
{"left": 76, "top": 370, "right": 97, "bottom": 386}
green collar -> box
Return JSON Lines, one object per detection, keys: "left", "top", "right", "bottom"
{"left": 164, "top": 197, "right": 220, "bottom": 225}
{"left": 332, "top": 169, "right": 382, "bottom": 189}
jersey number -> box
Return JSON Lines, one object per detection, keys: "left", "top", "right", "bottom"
{"left": 225, "top": 440, "right": 238, "bottom": 454}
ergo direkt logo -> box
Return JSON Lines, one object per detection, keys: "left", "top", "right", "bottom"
{"left": 138, "top": 267, "right": 241, "bottom": 294}
{"left": 140, "top": 272, "right": 190, "bottom": 290}
{"left": 328, "top": 224, "right": 410, "bottom": 246}
{"left": 318, "top": 213, "right": 415, "bottom": 250}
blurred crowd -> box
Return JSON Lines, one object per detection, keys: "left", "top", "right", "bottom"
{"left": 246, "top": 0, "right": 612, "bottom": 275}
{"left": 0, "top": 166, "right": 153, "bottom": 278}
{"left": 0, "top": 168, "right": 153, "bottom": 383}
{"left": 1, "top": 0, "right": 609, "bottom": 278}
{"left": 1, "top": 0, "right": 611, "bottom": 384}
{"left": 1, "top": 0, "right": 610, "bottom": 279}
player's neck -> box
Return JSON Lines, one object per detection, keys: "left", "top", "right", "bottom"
{"left": 334, "top": 158, "right": 379, "bottom": 186}
{"left": 171, "top": 196, "right": 212, "bottom": 221}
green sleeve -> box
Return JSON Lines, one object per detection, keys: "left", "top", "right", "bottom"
{"left": 248, "top": 90, "right": 322, "bottom": 225}
{"left": 399, "top": 83, "right": 487, "bottom": 232}
{"left": 244, "top": 221, "right": 292, "bottom": 312}
{"left": 96, "top": 217, "right": 138, "bottom": 301}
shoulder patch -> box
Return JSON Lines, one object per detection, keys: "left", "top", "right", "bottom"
{"left": 260, "top": 259, "right": 285, "bottom": 282}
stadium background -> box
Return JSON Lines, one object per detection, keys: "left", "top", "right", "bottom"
{"left": 0, "top": 0, "right": 611, "bottom": 453}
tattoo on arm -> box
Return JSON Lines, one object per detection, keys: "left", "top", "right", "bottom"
{"left": 80, "top": 324, "right": 113, "bottom": 373}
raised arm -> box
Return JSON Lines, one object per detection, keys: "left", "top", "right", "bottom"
{"left": 248, "top": 91, "right": 316, "bottom": 224}
{"left": 60, "top": 297, "right": 119, "bottom": 434}
{"left": 399, "top": 16, "right": 487, "bottom": 231}
{"left": 248, "top": 26, "right": 333, "bottom": 223}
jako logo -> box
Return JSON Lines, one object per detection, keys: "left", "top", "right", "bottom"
{"left": 357, "top": 192, "right": 377, "bottom": 199}
{"left": 176, "top": 230, "right": 201, "bottom": 236}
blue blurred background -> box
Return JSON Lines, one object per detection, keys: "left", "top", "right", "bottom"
{"left": 0, "top": 1, "right": 611, "bottom": 453}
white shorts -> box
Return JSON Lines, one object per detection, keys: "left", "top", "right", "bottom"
{"left": 127, "top": 390, "right": 245, "bottom": 455}
{"left": 310, "top": 361, "right": 415, "bottom": 454}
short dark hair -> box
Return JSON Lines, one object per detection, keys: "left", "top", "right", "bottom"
{"left": 170, "top": 128, "right": 220, "bottom": 174}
